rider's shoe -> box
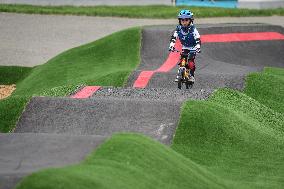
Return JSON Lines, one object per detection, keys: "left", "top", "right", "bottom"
{"left": 189, "top": 76, "right": 195, "bottom": 82}
{"left": 174, "top": 76, "right": 179, "bottom": 82}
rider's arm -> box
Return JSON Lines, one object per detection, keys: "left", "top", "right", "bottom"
{"left": 169, "top": 29, "right": 178, "bottom": 51}
{"left": 193, "top": 27, "right": 201, "bottom": 49}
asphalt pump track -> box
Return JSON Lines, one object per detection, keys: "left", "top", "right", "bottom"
{"left": 1, "top": 24, "right": 284, "bottom": 189}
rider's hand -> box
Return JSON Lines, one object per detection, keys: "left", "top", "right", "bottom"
{"left": 169, "top": 46, "right": 175, "bottom": 52}
{"left": 195, "top": 44, "right": 201, "bottom": 53}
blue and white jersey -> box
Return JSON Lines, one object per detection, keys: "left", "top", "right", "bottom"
{"left": 170, "top": 24, "right": 201, "bottom": 50}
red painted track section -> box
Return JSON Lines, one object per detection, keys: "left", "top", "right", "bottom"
{"left": 133, "top": 71, "right": 155, "bottom": 89}
{"left": 71, "top": 86, "right": 101, "bottom": 99}
{"left": 201, "top": 32, "right": 284, "bottom": 43}
{"left": 133, "top": 32, "right": 284, "bottom": 88}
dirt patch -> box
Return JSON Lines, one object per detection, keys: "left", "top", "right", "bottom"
{"left": 0, "top": 84, "right": 16, "bottom": 100}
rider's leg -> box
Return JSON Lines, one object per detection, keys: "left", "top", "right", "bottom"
{"left": 174, "top": 57, "right": 182, "bottom": 82}
{"left": 175, "top": 69, "right": 179, "bottom": 82}
{"left": 188, "top": 55, "right": 196, "bottom": 82}
{"left": 189, "top": 60, "right": 195, "bottom": 76}
{"left": 175, "top": 49, "right": 188, "bottom": 82}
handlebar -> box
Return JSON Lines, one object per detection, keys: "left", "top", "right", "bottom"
{"left": 170, "top": 48, "right": 200, "bottom": 54}
{"left": 172, "top": 49, "right": 181, "bottom": 53}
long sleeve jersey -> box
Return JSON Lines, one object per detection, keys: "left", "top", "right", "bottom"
{"left": 170, "top": 24, "right": 201, "bottom": 50}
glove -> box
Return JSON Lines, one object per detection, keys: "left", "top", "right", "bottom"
{"left": 169, "top": 46, "right": 175, "bottom": 52}
{"left": 195, "top": 44, "right": 201, "bottom": 53}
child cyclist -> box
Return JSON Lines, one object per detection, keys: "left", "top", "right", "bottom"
{"left": 169, "top": 9, "right": 201, "bottom": 83}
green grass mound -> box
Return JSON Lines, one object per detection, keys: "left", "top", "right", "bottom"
{"left": 0, "top": 27, "right": 141, "bottom": 132}
{"left": 0, "top": 66, "right": 32, "bottom": 132}
{"left": 244, "top": 67, "right": 284, "bottom": 113}
{"left": 15, "top": 27, "right": 141, "bottom": 96}
{"left": 0, "top": 96, "right": 30, "bottom": 132}
{"left": 172, "top": 68, "right": 284, "bottom": 188}
{"left": 0, "top": 4, "right": 284, "bottom": 18}
{"left": 0, "top": 66, "right": 32, "bottom": 85}
{"left": 16, "top": 134, "right": 229, "bottom": 189}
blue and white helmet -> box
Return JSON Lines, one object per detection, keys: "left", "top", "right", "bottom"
{"left": 178, "top": 9, "right": 194, "bottom": 20}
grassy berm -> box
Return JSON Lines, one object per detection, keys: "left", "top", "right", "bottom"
{"left": 172, "top": 67, "right": 284, "bottom": 188}
{"left": 0, "top": 27, "right": 141, "bottom": 132}
{"left": 16, "top": 67, "right": 284, "bottom": 188}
